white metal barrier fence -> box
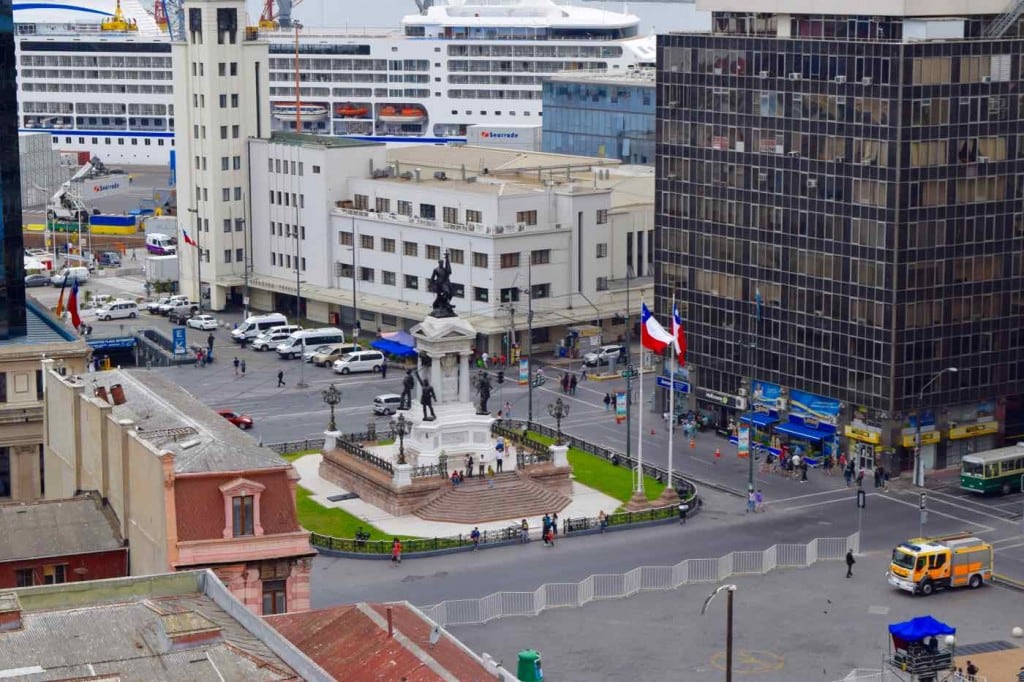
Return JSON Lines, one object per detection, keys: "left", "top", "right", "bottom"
{"left": 422, "top": 532, "right": 860, "bottom": 627}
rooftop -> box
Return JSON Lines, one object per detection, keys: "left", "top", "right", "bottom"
{"left": 267, "top": 131, "right": 383, "bottom": 150}
{"left": 0, "top": 298, "right": 82, "bottom": 348}
{"left": 81, "top": 369, "right": 290, "bottom": 475}
{"left": 0, "top": 571, "right": 327, "bottom": 681}
{"left": 547, "top": 66, "right": 656, "bottom": 86}
{"left": 0, "top": 494, "right": 123, "bottom": 563}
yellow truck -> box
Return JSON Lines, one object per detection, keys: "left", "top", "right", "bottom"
{"left": 887, "top": 533, "right": 993, "bottom": 596}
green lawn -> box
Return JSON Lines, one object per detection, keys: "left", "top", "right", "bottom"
{"left": 294, "top": 485, "right": 416, "bottom": 540}
{"left": 527, "top": 431, "right": 665, "bottom": 502}
{"left": 280, "top": 450, "right": 319, "bottom": 462}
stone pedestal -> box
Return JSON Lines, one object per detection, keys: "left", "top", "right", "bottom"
{"left": 625, "top": 489, "right": 653, "bottom": 511}
{"left": 393, "top": 463, "right": 413, "bottom": 488}
{"left": 549, "top": 444, "right": 569, "bottom": 469}
{"left": 658, "top": 486, "right": 680, "bottom": 505}
{"left": 399, "top": 402, "right": 498, "bottom": 468}
{"left": 323, "top": 430, "right": 340, "bottom": 452}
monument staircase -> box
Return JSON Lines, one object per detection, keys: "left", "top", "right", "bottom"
{"left": 415, "top": 471, "right": 571, "bottom": 524}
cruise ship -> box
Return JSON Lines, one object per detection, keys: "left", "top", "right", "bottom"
{"left": 15, "top": 0, "right": 656, "bottom": 164}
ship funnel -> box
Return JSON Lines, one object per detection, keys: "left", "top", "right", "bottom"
{"left": 277, "top": 0, "right": 293, "bottom": 28}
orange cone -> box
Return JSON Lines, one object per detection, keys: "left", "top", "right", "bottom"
{"left": 714, "top": 448, "right": 721, "bottom": 461}
{"left": 650, "top": 428, "right": 656, "bottom": 435}
{"left": 690, "top": 438, "right": 696, "bottom": 449}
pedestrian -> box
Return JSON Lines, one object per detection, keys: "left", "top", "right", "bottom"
{"left": 800, "top": 460, "right": 809, "bottom": 482}
{"left": 755, "top": 489, "right": 764, "bottom": 512}
{"left": 569, "top": 373, "right": 577, "bottom": 395}
{"left": 542, "top": 514, "right": 551, "bottom": 544}
{"left": 381, "top": 358, "right": 388, "bottom": 379}
{"left": 874, "top": 465, "right": 883, "bottom": 488}
{"left": 496, "top": 444, "right": 504, "bottom": 473}
{"left": 277, "top": 370, "right": 285, "bottom": 387}
{"left": 128, "top": 173, "right": 134, "bottom": 185}
{"left": 391, "top": 537, "right": 402, "bottom": 564}
{"left": 466, "top": 454, "right": 474, "bottom": 478}
{"left": 561, "top": 372, "right": 569, "bottom": 394}
{"left": 544, "top": 526, "right": 555, "bottom": 547}
{"left": 747, "top": 489, "right": 756, "bottom": 513}
{"left": 603, "top": 393, "right": 611, "bottom": 411}
{"left": 598, "top": 510, "right": 608, "bottom": 532}
{"left": 843, "top": 466, "right": 852, "bottom": 487}
{"left": 678, "top": 500, "right": 688, "bottom": 524}
{"left": 207, "top": 333, "right": 215, "bottom": 352}
{"left": 856, "top": 468, "right": 865, "bottom": 488}
{"left": 240, "top": 359, "right": 246, "bottom": 376}
{"left": 520, "top": 519, "right": 529, "bottom": 543}
{"left": 233, "top": 356, "right": 240, "bottom": 376}
{"left": 470, "top": 526, "right": 481, "bottom": 550}
{"left": 845, "top": 549, "right": 856, "bottom": 578}
{"left": 551, "top": 512, "right": 559, "bottom": 536}
{"left": 481, "top": 351, "right": 489, "bottom": 367}
{"left": 503, "top": 401, "right": 512, "bottom": 420}
{"left": 838, "top": 452, "right": 848, "bottom": 470}
{"left": 966, "top": 661, "right": 979, "bottom": 681}
{"left": 579, "top": 368, "right": 587, "bottom": 382}
{"left": 478, "top": 452, "right": 486, "bottom": 478}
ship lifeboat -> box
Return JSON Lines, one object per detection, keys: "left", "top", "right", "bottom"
{"left": 101, "top": 0, "right": 138, "bottom": 32}
{"left": 272, "top": 103, "right": 330, "bottom": 121}
{"left": 378, "top": 106, "right": 426, "bottom": 124}
{"left": 336, "top": 104, "right": 370, "bottom": 118}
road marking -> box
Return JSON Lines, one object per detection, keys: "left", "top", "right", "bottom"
{"left": 994, "top": 541, "right": 1024, "bottom": 551}
{"left": 991, "top": 536, "right": 1024, "bottom": 545}
{"left": 771, "top": 489, "right": 852, "bottom": 504}
{"left": 905, "top": 489, "right": 1017, "bottom": 525}
{"left": 880, "top": 493, "right": 994, "bottom": 533}
{"left": 709, "top": 650, "right": 784, "bottom": 674}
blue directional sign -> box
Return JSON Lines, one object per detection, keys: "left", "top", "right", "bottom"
{"left": 172, "top": 327, "right": 187, "bottom": 355}
{"left": 656, "top": 376, "right": 690, "bottom": 393}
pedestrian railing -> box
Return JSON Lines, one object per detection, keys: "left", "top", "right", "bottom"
{"left": 411, "top": 462, "right": 448, "bottom": 479}
{"left": 491, "top": 421, "right": 552, "bottom": 461}
{"left": 419, "top": 532, "right": 859, "bottom": 627}
{"left": 267, "top": 438, "right": 326, "bottom": 455}
{"left": 333, "top": 433, "right": 394, "bottom": 475}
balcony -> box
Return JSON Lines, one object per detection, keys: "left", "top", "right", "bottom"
{"left": 0, "top": 404, "right": 44, "bottom": 425}
{"left": 175, "top": 530, "right": 313, "bottom": 568}
{"left": 335, "top": 206, "right": 559, "bottom": 236}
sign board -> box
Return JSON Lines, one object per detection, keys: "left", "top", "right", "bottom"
{"left": 693, "top": 386, "right": 747, "bottom": 411}
{"left": 844, "top": 424, "right": 882, "bottom": 445}
{"left": 518, "top": 358, "right": 529, "bottom": 384}
{"left": 615, "top": 391, "right": 627, "bottom": 424}
{"left": 620, "top": 367, "right": 639, "bottom": 380}
{"left": 172, "top": 327, "right": 187, "bottom": 355}
{"left": 901, "top": 430, "right": 941, "bottom": 448}
{"left": 87, "top": 337, "right": 136, "bottom": 351}
{"left": 948, "top": 422, "right": 998, "bottom": 440}
{"left": 656, "top": 376, "right": 691, "bottom": 393}
{"left": 738, "top": 425, "right": 750, "bottom": 458}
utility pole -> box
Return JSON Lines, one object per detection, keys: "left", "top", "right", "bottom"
{"left": 527, "top": 260, "right": 534, "bottom": 422}
{"left": 294, "top": 191, "right": 307, "bottom": 389}
{"left": 187, "top": 207, "right": 201, "bottom": 313}
{"left": 624, "top": 265, "right": 634, "bottom": 470}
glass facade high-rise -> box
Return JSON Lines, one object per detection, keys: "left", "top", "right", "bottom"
{"left": 0, "top": 0, "right": 25, "bottom": 339}
{"left": 656, "top": 12, "right": 1024, "bottom": 474}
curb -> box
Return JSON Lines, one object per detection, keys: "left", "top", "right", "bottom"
{"left": 993, "top": 573, "right": 1024, "bottom": 592}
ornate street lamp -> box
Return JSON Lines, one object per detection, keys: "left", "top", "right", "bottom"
{"left": 322, "top": 383, "right": 341, "bottom": 432}
{"left": 547, "top": 397, "right": 570, "bottom": 445}
{"left": 394, "top": 412, "right": 413, "bottom": 465}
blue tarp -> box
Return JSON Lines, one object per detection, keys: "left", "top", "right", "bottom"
{"left": 775, "top": 421, "right": 828, "bottom": 442}
{"left": 740, "top": 412, "right": 779, "bottom": 428}
{"left": 381, "top": 329, "right": 415, "bottom": 347}
{"left": 371, "top": 338, "right": 417, "bottom": 358}
{"left": 888, "top": 616, "right": 956, "bottom": 640}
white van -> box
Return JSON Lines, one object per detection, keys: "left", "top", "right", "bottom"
{"left": 232, "top": 313, "right": 289, "bottom": 343}
{"left": 276, "top": 327, "right": 345, "bottom": 359}
{"left": 251, "top": 325, "right": 303, "bottom": 351}
{"left": 333, "top": 350, "right": 385, "bottom": 375}
{"left": 96, "top": 300, "right": 139, "bottom": 320}
{"left": 145, "top": 233, "right": 177, "bottom": 256}
{"left": 50, "top": 266, "right": 90, "bottom": 286}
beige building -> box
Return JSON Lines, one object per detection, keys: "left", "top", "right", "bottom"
{"left": 0, "top": 298, "right": 88, "bottom": 503}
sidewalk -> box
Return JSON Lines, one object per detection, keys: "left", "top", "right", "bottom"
{"left": 291, "top": 454, "right": 620, "bottom": 538}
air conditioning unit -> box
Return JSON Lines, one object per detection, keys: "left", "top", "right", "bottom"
{"left": 977, "top": 155, "right": 989, "bottom": 163}
{"left": 517, "top": 223, "right": 527, "bottom": 232}
{"left": 835, "top": 75, "right": 846, "bottom": 84}
{"left": 834, "top": 156, "right": 844, "bottom": 163}
{"left": 982, "top": 75, "right": 992, "bottom": 83}
{"left": 758, "top": 172, "right": 768, "bottom": 182}
{"left": 759, "top": 70, "right": 770, "bottom": 78}
{"left": 861, "top": 77, "right": 873, "bottom": 85}
{"left": 788, "top": 150, "right": 800, "bottom": 157}
{"left": 737, "top": 387, "right": 748, "bottom": 397}
{"left": 788, "top": 72, "right": 802, "bottom": 80}
{"left": 806, "top": 179, "right": 818, "bottom": 189}
{"left": 494, "top": 225, "right": 504, "bottom": 234}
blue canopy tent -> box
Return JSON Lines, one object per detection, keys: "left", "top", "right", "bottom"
{"left": 381, "top": 329, "right": 415, "bottom": 347}
{"left": 889, "top": 616, "right": 955, "bottom": 649}
{"left": 371, "top": 337, "right": 417, "bottom": 358}
{"left": 887, "top": 616, "right": 956, "bottom": 674}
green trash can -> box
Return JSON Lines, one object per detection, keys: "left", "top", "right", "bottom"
{"left": 517, "top": 649, "right": 543, "bottom": 681}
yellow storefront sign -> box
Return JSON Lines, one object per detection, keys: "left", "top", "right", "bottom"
{"left": 844, "top": 425, "right": 881, "bottom": 444}
{"left": 948, "top": 422, "right": 999, "bottom": 440}
{"left": 901, "top": 431, "right": 941, "bottom": 448}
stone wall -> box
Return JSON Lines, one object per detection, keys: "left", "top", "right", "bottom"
{"left": 319, "top": 449, "right": 445, "bottom": 517}
{"left": 521, "top": 464, "right": 573, "bottom": 497}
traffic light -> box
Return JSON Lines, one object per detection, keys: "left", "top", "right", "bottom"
{"left": 497, "top": 371, "right": 504, "bottom": 384}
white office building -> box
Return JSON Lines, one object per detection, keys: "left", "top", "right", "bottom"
{"left": 247, "top": 137, "right": 654, "bottom": 354}
{"left": 172, "top": 0, "right": 270, "bottom": 311}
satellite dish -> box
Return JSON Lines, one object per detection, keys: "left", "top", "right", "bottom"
{"left": 428, "top": 625, "right": 441, "bottom": 647}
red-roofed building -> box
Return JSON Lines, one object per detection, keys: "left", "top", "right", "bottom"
{"left": 266, "top": 602, "right": 507, "bottom": 681}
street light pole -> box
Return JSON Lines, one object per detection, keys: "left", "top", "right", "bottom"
{"left": 527, "top": 260, "right": 534, "bottom": 422}
{"left": 624, "top": 265, "right": 634, "bottom": 476}
{"left": 395, "top": 412, "right": 412, "bottom": 465}
{"left": 701, "top": 584, "right": 736, "bottom": 682}
{"left": 186, "top": 207, "right": 201, "bottom": 313}
{"left": 322, "top": 383, "right": 341, "bottom": 432}
{"left": 914, "top": 367, "right": 958, "bottom": 487}
{"left": 547, "top": 397, "right": 570, "bottom": 445}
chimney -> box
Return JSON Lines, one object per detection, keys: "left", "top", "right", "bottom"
{"left": 110, "top": 384, "right": 126, "bottom": 405}
{"left": 94, "top": 385, "right": 109, "bottom": 403}
{"left": 414, "top": 168, "right": 421, "bottom": 183}
{"left": 387, "top": 606, "right": 393, "bottom": 638}
{"left": 0, "top": 594, "right": 23, "bottom": 633}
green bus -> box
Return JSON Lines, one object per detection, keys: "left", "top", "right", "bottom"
{"left": 960, "top": 443, "right": 1024, "bottom": 495}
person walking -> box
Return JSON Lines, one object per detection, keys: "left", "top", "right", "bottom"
{"left": 856, "top": 468, "right": 865, "bottom": 488}
{"left": 561, "top": 372, "right": 570, "bottom": 394}
{"left": 207, "top": 333, "right": 215, "bottom": 353}
{"left": 845, "top": 549, "right": 856, "bottom": 578}
{"left": 569, "top": 374, "right": 578, "bottom": 396}
{"left": 603, "top": 393, "right": 611, "bottom": 411}
{"left": 381, "top": 358, "right": 388, "bottom": 379}
{"left": 503, "top": 401, "right": 512, "bottom": 420}
{"left": 478, "top": 452, "right": 486, "bottom": 479}
{"left": 239, "top": 359, "right": 246, "bottom": 376}
{"left": 391, "top": 537, "right": 402, "bottom": 564}
{"left": 542, "top": 514, "right": 551, "bottom": 544}
{"left": 873, "top": 465, "right": 883, "bottom": 488}
{"left": 755, "top": 489, "right": 764, "bottom": 512}
{"left": 844, "top": 461, "right": 854, "bottom": 487}
{"left": 579, "top": 368, "right": 587, "bottom": 383}
{"left": 747, "top": 489, "right": 756, "bottom": 513}
{"left": 465, "top": 454, "right": 474, "bottom": 478}
{"left": 678, "top": 500, "right": 689, "bottom": 524}
{"left": 470, "top": 526, "right": 481, "bottom": 550}
{"left": 277, "top": 370, "right": 285, "bottom": 387}
{"left": 551, "top": 512, "right": 559, "bottom": 536}
{"left": 966, "top": 661, "right": 979, "bottom": 681}
{"left": 520, "top": 519, "right": 529, "bottom": 543}
{"left": 233, "top": 357, "right": 240, "bottom": 376}
{"left": 496, "top": 444, "right": 504, "bottom": 473}
{"left": 598, "top": 510, "right": 608, "bottom": 532}
{"left": 800, "top": 460, "right": 809, "bottom": 482}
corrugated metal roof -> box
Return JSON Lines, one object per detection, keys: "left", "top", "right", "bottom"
{"left": 0, "top": 495, "right": 123, "bottom": 563}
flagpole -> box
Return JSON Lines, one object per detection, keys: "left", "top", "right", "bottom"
{"left": 667, "top": 299, "right": 675, "bottom": 495}
{"left": 636, "top": 300, "right": 645, "bottom": 495}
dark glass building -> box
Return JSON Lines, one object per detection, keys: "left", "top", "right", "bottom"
{"left": 656, "top": 11, "right": 1024, "bottom": 477}
{"left": 0, "top": 0, "right": 25, "bottom": 339}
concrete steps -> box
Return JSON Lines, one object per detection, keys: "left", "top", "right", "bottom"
{"left": 414, "top": 472, "right": 571, "bottom": 524}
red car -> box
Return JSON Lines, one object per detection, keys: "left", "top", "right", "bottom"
{"left": 218, "top": 409, "right": 254, "bottom": 430}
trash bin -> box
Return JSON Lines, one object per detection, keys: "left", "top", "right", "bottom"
{"left": 516, "top": 649, "right": 543, "bottom": 681}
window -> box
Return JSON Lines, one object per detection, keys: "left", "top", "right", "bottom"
{"left": 452, "top": 283, "right": 465, "bottom": 298}
{"left": 405, "top": 274, "right": 418, "bottom": 290}
{"left": 36, "top": 369, "right": 43, "bottom": 401}
{"left": 221, "top": 156, "right": 230, "bottom": 171}
{"left": 397, "top": 200, "right": 413, "bottom": 216}
{"left": 230, "top": 61, "right": 237, "bottom": 76}
{"left": 596, "top": 276, "right": 609, "bottom": 291}
{"left": 500, "top": 252, "right": 520, "bottom": 268}
{"left": 500, "top": 287, "right": 520, "bottom": 302}
{"left": 360, "top": 234, "right": 374, "bottom": 249}
{"left": 0, "top": 447, "right": 8, "bottom": 498}
{"left": 442, "top": 206, "right": 459, "bottom": 224}
{"left": 596, "top": 243, "right": 608, "bottom": 258}
{"left": 339, "top": 231, "right": 353, "bottom": 246}
{"left": 420, "top": 203, "right": 436, "bottom": 220}
{"left": 222, "top": 187, "right": 231, "bottom": 202}
{"left": 466, "top": 209, "right": 482, "bottom": 224}
{"left": 219, "top": 94, "right": 227, "bottom": 108}
{"left": 359, "top": 267, "right": 374, "bottom": 282}
{"left": 515, "top": 210, "right": 538, "bottom": 225}
{"left": 531, "top": 249, "right": 550, "bottom": 265}
{"left": 375, "top": 197, "right": 390, "bottom": 213}
{"left": 596, "top": 209, "right": 609, "bottom": 224}
{"left": 426, "top": 245, "right": 441, "bottom": 261}
{"left": 231, "top": 94, "right": 239, "bottom": 107}
{"left": 262, "top": 579, "right": 287, "bottom": 615}
{"left": 15, "top": 569, "right": 33, "bottom": 587}
{"left": 474, "top": 287, "right": 489, "bottom": 302}
{"left": 312, "top": 165, "right": 321, "bottom": 174}
{"left": 531, "top": 283, "right": 551, "bottom": 299}
{"left": 223, "top": 218, "right": 232, "bottom": 232}
{"left": 220, "top": 125, "right": 227, "bottom": 139}
{"left": 382, "top": 271, "right": 396, "bottom": 286}
{"left": 236, "top": 248, "right": 244, "bottom": 262}
{"left": 381, "top": 238, "right": 396, "bottom": 253}
{"left": 0, "top": 372, "right": 7, "bottom": 403}
{"left": 473, "top": 252, "right": 488, "bottom": 268}
{"left": 449, "top": 248, "right": 465, "bottom": 264}
{"left": 43, "top": 565, "right": 66, "bottom": 585}
{"left": 224, "top": 249, "right": 232, "bottom": 263}
{"left": 403, "top": 241, "right": 418, "bottom": 257}
{"left": 232, "top": 125, "right": 240, "bottom": 138}
{"left": 232, "top": 495, "right": 254, "bottom": 536}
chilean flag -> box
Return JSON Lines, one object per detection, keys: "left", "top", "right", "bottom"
{"left": 182, "top": 228, "right": 197, "bottom": 247}
{"left": 640, "top": 302, "right": 674, "bottom": 354}
{"left": 672, "top": 303, "right": 687, "bottom": 366}
{"left": 68, "top": 278, "right": 82, "bottom": 330}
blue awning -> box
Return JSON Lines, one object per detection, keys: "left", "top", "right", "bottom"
{"left": 370, "top": 338, "right": 418, "bottom": 358}
{"left": 775, "top": 422, "right": 828, "bottom": 442}
{"left": 740, "top": 412, "right": 779, "bottom": 428}
{"left": 889, "top": 616, "right": 955, "bottom": 640}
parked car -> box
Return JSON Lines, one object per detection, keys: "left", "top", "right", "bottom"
{"left": 50, "top": 266, "right": 90, "bottom": 286}
{"left": 25, "top": 273, "right": 50, "bottom": 287}
{"left": 186, "top": 314, "right": 218, "bottom": 331}
{"left": 583, "top": 344, "right": 628, "bottom": 367}
{"left": 312, "top": 343, "right": 363, "bottom": 367}
{"left": 373, "top": 394, "right": 403, "bottom": 415}
{"left": 217, "top": 409, "right": 253, "bottom": 429}
{"left": 158, "top": 295, "right": 190, "bottom": 315}
{"left": 251, "top": 327, "right": 300, "bottom": 352}
{"left": 167, "top": 303, "right": 199, "bottom": 324}
{"left": 97, "top": 251, "right": 122, "bottom": 267}
{"left": 303, "top": 344, "right": 334, "bottom": 363}
{"left": 96, "top": 300, "right": 139, "bottom": 321}
{"left": 146, "top": 296, "right": 170, "bottom": 314}
{"left": 333, "top": 350, "right": 385, "bottom": 375}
